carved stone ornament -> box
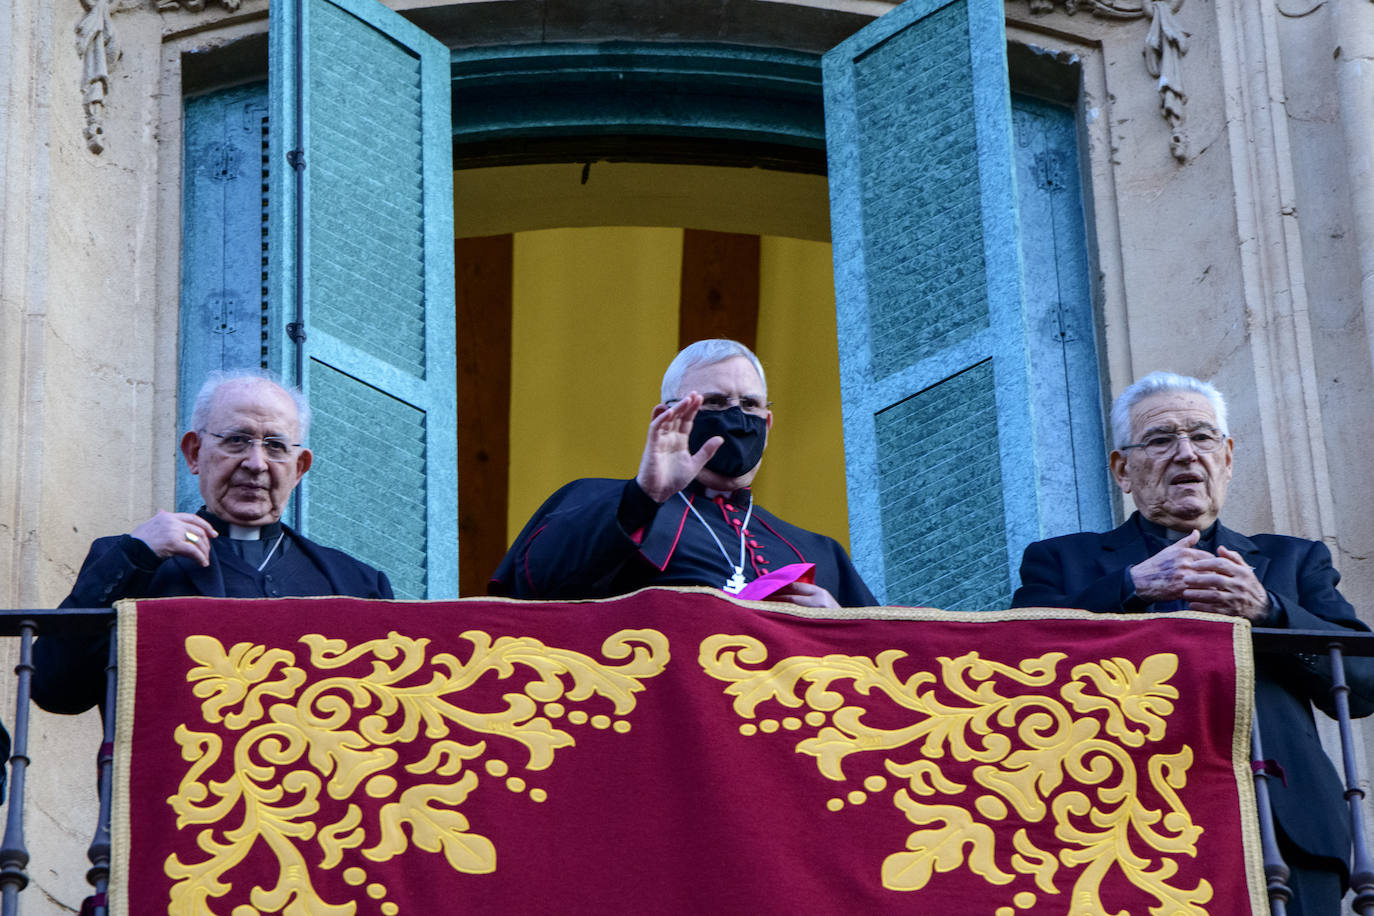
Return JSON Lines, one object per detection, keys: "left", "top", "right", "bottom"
{"left": 78, "top": 0, "right": 241, "bottom": 154}
{"left": 76, "top": 0, "right": 123, "bottom": 154}
{"left": 155, "top": 0, "right": 242, "bottom": 14}
{"left": 1027, "top": 0, "right": 1190, "bottom": 162}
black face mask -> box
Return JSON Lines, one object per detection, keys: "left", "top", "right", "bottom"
{"left": 689, "top": 406, "right": 768, "bottom": 479}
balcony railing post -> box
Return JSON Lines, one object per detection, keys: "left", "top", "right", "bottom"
{"left": 1252, "top": 708, "right": 1292, "bottom": 916}
{"left": 0, "top": 621, "right": 36, "bottom": 916}
{"left": 85, "top": 619, "right": 117, "bottom": 916}
{"left": 1325, "top": 640, "right": 1374, "bottom": 914}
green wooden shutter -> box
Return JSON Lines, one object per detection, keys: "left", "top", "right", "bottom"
{"left": 178, "top": 84, "right": 271, "bottom": 513}
{"left": 269, "top": 0, "right": 456, "bottom": 599}
{"left": 1013, "top": 95, "right": 1112, "bottom": 539}
{"left": 824, "top": 0, "right": 1034, "bottom": 610}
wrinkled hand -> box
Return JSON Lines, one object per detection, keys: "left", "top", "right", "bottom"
{"left": 766, "top": 581, "right": 840, "bottom": 609}
{"left": 1129, "top": 529, "right": 1208, "bottom": 602}
{"left": 635, "top": 393, "right": 722, "bottom": 503}
{"left": 1181, "top": 545, "right": 1272, "bottom": 620}
{"left": 130, "top": 510, "right": 216, "bottom": 567}
{"left": 1130, "top": 531, "right": 1271, "bottom": 620}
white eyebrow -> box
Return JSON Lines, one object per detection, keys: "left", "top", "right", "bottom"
{"left": 1141, "top": 421, "right": 1217, "bottom": 437}
{"left": 226, "top": 425, "right": 292, "bottom": 438}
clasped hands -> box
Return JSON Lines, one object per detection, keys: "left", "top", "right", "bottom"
{"left": 1129, "top": 529, "right": 1271, "bottom": 621}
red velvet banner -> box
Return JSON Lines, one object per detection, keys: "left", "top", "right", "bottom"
{"left": 111, "top": 590, "right": 1262, "bottom": 914}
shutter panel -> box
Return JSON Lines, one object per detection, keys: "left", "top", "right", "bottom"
{"left": 1012, "top": 95, "right": 1113, "bottom": 538}
{"left": 269, "top": 0, "right": 456, "bottom": 598}
{"left": 824, "top": 0, "right": 1034, "bottom": 609}
{"left": 178, "top": 84, "right": 271, "bottom": 513}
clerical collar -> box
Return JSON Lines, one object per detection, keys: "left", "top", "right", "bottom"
{"left": 197, "top": 508, "right": 284, "bottom": 542}
{"left": 1135, "top": 513, "right": 1217, "bottom": 545}
{"left": 688, "top": 480, "right": 752, "bottom": 501}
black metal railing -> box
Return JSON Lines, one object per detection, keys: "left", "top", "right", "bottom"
{"left": 1251, "top": 628, "right": 1374, "bottom": 916}
{"left": 0, "top": 612, "right": 1368, "bottom": 916}
{"left": 0, "top": 610, "right": 114, "bottom": 916}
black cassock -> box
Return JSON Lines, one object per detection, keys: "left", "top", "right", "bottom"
{"left": 490, "top": 478, "right": 876, "bottom": 608}
{"left": 1013, "top": 512, "right": 1374, "bottom": 915}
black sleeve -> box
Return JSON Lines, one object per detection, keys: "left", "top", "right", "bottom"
{"left": 491, "top": 480, "right": 663, "bottom": 600}
{"left": 1011, "top": 538, "right": 1133, "bottom": 612}
{"left": 824, "top": 540, "right": 877, "bottom": 608}
{"left": 33, "top": 536, "right": 158, "bottom": 715}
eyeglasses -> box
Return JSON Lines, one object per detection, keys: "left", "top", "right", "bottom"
{"left": 1120, "top": 428, "right": 1225, "bottom": 459}
{"left": 665, "top": 394, "right": 772, "bottom": 414}
{"left": 203, "top": 431, "right": 301, "bottom": 462}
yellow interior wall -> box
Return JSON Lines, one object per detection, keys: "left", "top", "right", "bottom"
{"left": 752, "top": 237, "right": 850, "bottom": 550}
{"left": 507, "top": 226, "right": 683, "bottom": 538}
{"left": 479, "top": 161, "right": 848, "bottom": 554}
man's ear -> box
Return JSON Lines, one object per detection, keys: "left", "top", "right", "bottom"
{"left": 1109, "top": 449, "right": 1132, "bottom": 493}
{"left": 1223, "top": 437, "right": 1234, "bottom": 481}
{"left": 180, "top": 431, "right": 202, "bottom": 474}
{"left": 650, "top": 403, "right": 670, "bottom": 421}
{"left": 295, "top": 448, "right": 313, "bottom": 479}
{"left": 765, "top": 409, "right": 773, "bottom": 430}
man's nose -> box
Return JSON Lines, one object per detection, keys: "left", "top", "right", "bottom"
{"left": 1172, "top": 436, "right": 1200, "bottom": 460}
{"left": 241, "top": 443, "right": 271, "bottom": 469}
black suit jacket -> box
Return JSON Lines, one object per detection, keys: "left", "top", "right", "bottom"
{"left": 490, "top": 478, "right": 876, "bottom": 607}
{"left": 34, "top": 525, "right": 392, "bottom": 715}
{"left": 1013, "top": 514, "right": 1374, "bottom": 866}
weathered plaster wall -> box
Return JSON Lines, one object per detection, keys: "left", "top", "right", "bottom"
{"left": 1010, "top": 0, "right": 1374, "bottom": 620}
{"left": 0, "top": 2, "right": 102, "bottom": 907}
{"left": 1286, "top": 0, "right": 1374, "bottom": 613}
{"left": 5, "top": 6, "right": 1366, "bottom": 633}
{"left": 2, "top": 0, "right": 184, "bottom": 907}
{"left": 3, "top": 0, "right": 1374, "bottom": 910}
{"left": 3, "top": 0, "right": 176, "bottom": 609}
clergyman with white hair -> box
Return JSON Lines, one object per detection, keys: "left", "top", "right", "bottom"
{"left": 34, "top": 369, "right": 393, "bottom": 716}
{"left": 490, "top": 339, "right": 875, "bottom": 608}
{"left": 1012, "top": 370, "right": 1374, "bottom": 916}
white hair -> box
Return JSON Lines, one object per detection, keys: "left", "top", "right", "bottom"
{"left": 1110, "top": 371, "right": 1228, "bottom": 448}
{"left": 660, "top": 339, "right": 767, "bottom": 402}
{"left": 189, "top": 369, "right": 312, "bottom": 443}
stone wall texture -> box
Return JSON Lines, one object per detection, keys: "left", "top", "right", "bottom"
{"left": 3, "top": 0, "right": 1373, "bottom": 910}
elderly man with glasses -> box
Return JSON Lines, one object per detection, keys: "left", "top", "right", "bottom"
{"left": 1013, "top": 370, "right": 1373, "bottom": 916}
{"left": 33, "top": 369, "right": 392, "bottom": 716}
{"left": 491, "top": 339, "right": 875, "bottom": 608}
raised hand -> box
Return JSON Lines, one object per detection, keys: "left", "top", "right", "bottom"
{"left": 130, "top": 510, "right": 217, "bottom": 567}
{"left": 635, "top": 393, "right": 722, "bottom": 503}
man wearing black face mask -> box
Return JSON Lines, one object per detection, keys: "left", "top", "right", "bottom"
{"left": 490, "top": 339, "right": 876, "bottom": 608}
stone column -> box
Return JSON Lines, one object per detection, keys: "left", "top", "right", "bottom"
{"left": 0, "top": 0, "right": 57, "bottom": 613}
{"left": 1332, "top": 0, "right": 1374, "bottom": 381}
{"left": 1214, "top": 0, "right": 1338, "bottom": 544}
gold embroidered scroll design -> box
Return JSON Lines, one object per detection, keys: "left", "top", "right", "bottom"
{"left": 165, "top": 628, "right": 669, "bottom": 914}
{"left": 699, "top": 638, "right": 1208, "bottom": 915}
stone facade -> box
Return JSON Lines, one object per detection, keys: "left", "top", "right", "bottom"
{"left": 3, "top": 0, "right": 1373, "bottom": 910}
